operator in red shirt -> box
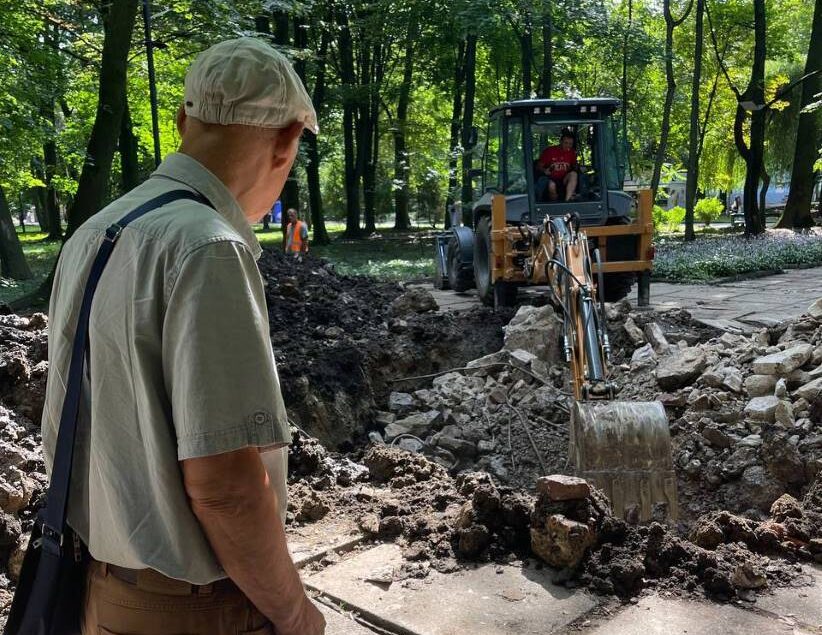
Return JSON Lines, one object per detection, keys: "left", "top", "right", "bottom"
{"left": 536, "top": 130, "right": 579, "bottom": 202}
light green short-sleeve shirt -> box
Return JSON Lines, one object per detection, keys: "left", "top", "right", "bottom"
{"left": 41, "top": 153, "right": 291, "bottom": 584}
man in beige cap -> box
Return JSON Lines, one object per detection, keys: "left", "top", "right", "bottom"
{"left": 42, "top": 38, "right": 324, "bottom": 634}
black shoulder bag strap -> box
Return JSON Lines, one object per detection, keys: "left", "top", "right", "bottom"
{"left": 7, "top": 189, "right": 214, "bottom": 635}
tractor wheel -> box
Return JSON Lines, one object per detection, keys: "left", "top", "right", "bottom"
{"left": 447, "top": 237, "right": 472, "bottom": 291}
{"left": 474, "top": 217, "right": 494, "bottom": 305}
{"left": 434, "top": 244, "right": 449, "bottom": 290}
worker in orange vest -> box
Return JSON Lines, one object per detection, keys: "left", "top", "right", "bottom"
{"left": 284, "top": 208, "right": 309, "bottom": 254}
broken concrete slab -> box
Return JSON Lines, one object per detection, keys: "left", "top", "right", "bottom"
{"left": 794, "top": 377, "right": 822, "bottom": 402}
{"left": 752, "top": 344, "right": 814, "bottom": 376}
{"left": 584, "top": 595, "right": 813, "bottom": 635}
{"left": 808, "top": 298, "right": 822, "bottom": 320}
{"left": 744, "top": 395, "right": 781, "bottom": 423}
{"left": 745, "top": 374, "right": 779, "bottom": 397}
{"left": 644, "top": 322, "right": 670, "bottom": 353}
{"left": 314, "top": 601, "right": 377, "bottom": 635}
{"left": 305, "top": 543, "right": 599, "bottom": 635}
{"left": 287, "top": 517, "right": 365, "bottom": 568}
{"left": 656, "top": 347, "right": 707, "bottom": 389}
{"left": 754, "top": 566, "right": 822, "bottom": 630}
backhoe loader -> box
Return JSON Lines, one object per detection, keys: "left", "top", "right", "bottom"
{"left": 435, "top": 99, "right": 676, "bottom": 521}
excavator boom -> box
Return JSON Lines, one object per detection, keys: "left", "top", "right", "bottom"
{"left": 528, "top": 214, "right": 678, "bottom": 522}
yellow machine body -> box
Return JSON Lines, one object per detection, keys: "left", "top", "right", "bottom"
{"left": 489, "top": 194, "right": 677, "bottom": 522}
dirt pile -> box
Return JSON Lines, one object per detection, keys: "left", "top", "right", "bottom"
{"left": 258, "top": 249, "right": 509, "bottom": 448}
{"left": 0, "top": 314, "right": 50, "bottom": 607}
{"left": 287, "top": 431, "right": 816, "bottom": 602}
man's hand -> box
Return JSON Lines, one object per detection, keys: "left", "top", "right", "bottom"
{"left": 182, "top": 448, "right": 324, "bottom": 634}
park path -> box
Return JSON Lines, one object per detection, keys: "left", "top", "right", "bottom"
{"left": 422, "top": 266, "right": 822, "bottom": 333}
{"left": 292, "top": 519, "right": 822, "bottom": 635}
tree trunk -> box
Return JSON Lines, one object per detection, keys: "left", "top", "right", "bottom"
{"left": 445, "top": 40, "right": 465, "bottom": 228}
{"left": 541, "top": 4, "right": 552, "bottom": 97}
{"left": 685, "top": 0, "right": 704, "bottom": 241}
{"left": 338, "top": 9, "right": 361, "bottom": 237}
{"left": 38, "top": 100, "right": 63, "bottom": 239}
{"left": 621, "top": 0, "right": 633, "bottom": 176}
{"left": 460, "top": 33, "right": 478, "bottom": 219}
{"left": 776, "top": 0, "right": 821, "bottom": 229}
{"left": 119, "top": 96, "right": 140, "bottom": 193}
{"left": 306, "top": 30, "right": 330, "bottom": 245}
{"left": 759, "top": 167, "right": 770, "bottom": 215}
{"left": 520, "top": 11, "right": 533, "bottom": 97}
{"left": 650, "top": 0, "right": 682, "bottom": 202}
{"left": 739, "top": 0, "right": 767, "bottom": 236}
{"left": 393, "top": 31, "right": 415, "bottom": 230}
{"left": 269, "top": 9, "right": 298, "bottom": 238}
{"left": 0, "top": 184, "right": 33, "bottom": 280}
{"left": 358, "top": 38, "right": 380, "bottom": 234}
{"left": 66, "top": 0, "right": 138, "bottom": 236}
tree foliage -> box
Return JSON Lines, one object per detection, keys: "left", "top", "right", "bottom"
{"left": 0, "top": 0, "right": 817, "bottom": 258}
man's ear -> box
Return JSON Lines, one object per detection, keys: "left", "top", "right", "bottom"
{"left": 271, "top": 121, "right": 306, "bottom": 169}
{"left": 176, "top": 104, "right": 187, "bottom": 136}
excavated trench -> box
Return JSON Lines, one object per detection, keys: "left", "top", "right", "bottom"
{"left": 0, "top": 248, "right": 820, "bottom": 614}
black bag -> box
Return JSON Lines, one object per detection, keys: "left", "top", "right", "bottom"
{"left": 6, "top": 190, "right": 213, "bottom": 635}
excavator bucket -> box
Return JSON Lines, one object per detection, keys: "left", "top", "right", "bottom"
{"left": 569, "top": 401, "right": 678, "bottom": 522}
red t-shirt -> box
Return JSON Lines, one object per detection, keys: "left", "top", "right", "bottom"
{"left": 539, "top": 147, "right": 577, "bottom": 180}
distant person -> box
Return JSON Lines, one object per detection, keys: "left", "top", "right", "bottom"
{"left": 285, "top": 207, "right": 309, "bottom": 254}
{"left": 536, "top": 130, "right": 579, "bottom": 202}
{"left": 731, "top": 196, "right": 742, "bottom": 214}
{"left": 38, "top": 37, "right": 324, "bottom": 635}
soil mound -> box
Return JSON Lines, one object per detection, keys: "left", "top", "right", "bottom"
{"left": 258, "top": 249, "right": 509, "bottom": 448}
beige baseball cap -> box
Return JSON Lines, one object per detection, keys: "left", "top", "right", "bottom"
{"left": 184, "top": 37, "right": 318, "bottom": 134}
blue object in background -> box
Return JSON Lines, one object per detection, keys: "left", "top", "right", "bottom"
{"left": 272, "top": 200, "right": 282, "bottom": 224}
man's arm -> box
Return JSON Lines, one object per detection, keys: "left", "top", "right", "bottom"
{"left": 182, "top": 448, "right": 325, "bottom": 635}
{"left": 300, "top": 223, "right": 309, "bottom": 252}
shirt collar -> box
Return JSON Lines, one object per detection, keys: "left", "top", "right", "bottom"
{"left": 151, "top": 153, "right": 262, "bottom": 259}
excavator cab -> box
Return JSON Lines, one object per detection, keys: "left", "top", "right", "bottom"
{"left": 480, "top": 99, "right": 628, "bottom": 226}
{"left": 435, "top": 98, "right": 653, "bottom": 307}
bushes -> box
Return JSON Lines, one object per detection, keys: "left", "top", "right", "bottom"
{"left": 653, "top": 229, "right": 822, "bottom": 281}
{"left": 653, "top": 205, "right": 686, "bottom": 233}
{"left": 694, "top": 197, "right": 724, "bottom": 226}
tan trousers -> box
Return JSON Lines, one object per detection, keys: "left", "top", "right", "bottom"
{"left": 82, "top": 560, "right": 272, "bottom": 635}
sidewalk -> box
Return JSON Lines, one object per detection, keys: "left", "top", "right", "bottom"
{"left": 294, "top": 521, "right": 822, "bottom": 635}
{"left": 422, "top": 267, "right": 822, "bottom": 333}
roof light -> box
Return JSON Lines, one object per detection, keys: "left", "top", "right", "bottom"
{"left": 580, "top": 106, "right": 588, "bottom": 113}
{"left": 505, "top": 108, "right": 512, "bottom": 116}
{"left": 546, "top": 107, "right": 551, "bottom": 114}
{"left": 591, "top": 106, "right": 597, "bottom": 113}
{"left": 533, "top": 107, "right": 540, "bottom": 114}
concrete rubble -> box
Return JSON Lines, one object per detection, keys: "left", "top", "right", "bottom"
{"left": 0, "top": 253, "right": 821, "bottom": 614}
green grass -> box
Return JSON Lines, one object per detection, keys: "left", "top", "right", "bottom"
{"left": 1, "top": 222, "right": 436, "bottom": 308}
{"left": 254, "top": 221, "right": 436, "bottom": 281}
{"left": 0, "top": 231, "right": 61, "bottom": 307}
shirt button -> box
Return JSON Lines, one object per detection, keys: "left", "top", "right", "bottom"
{"left": 252, "top": 410, "right": 271, "bottom": 426}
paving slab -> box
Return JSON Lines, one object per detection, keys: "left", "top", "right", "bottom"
{"left": 306, "top": 543, "right": 599, "bottom": 635}
{"left": 582, "top": 595, "right": 813, "bottom": 635}
{"left": 754, "top": 566, "right": 822, "bottom": 631}
{"left": 315, "top": 601, "right": 378, "bottom": 635}
{"left": 288, "top": 517, "right": 365, "bottom": 568}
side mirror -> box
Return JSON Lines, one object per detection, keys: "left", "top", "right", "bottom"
{"left": 469, "top": 126, "right": 479, "bottom": 147}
